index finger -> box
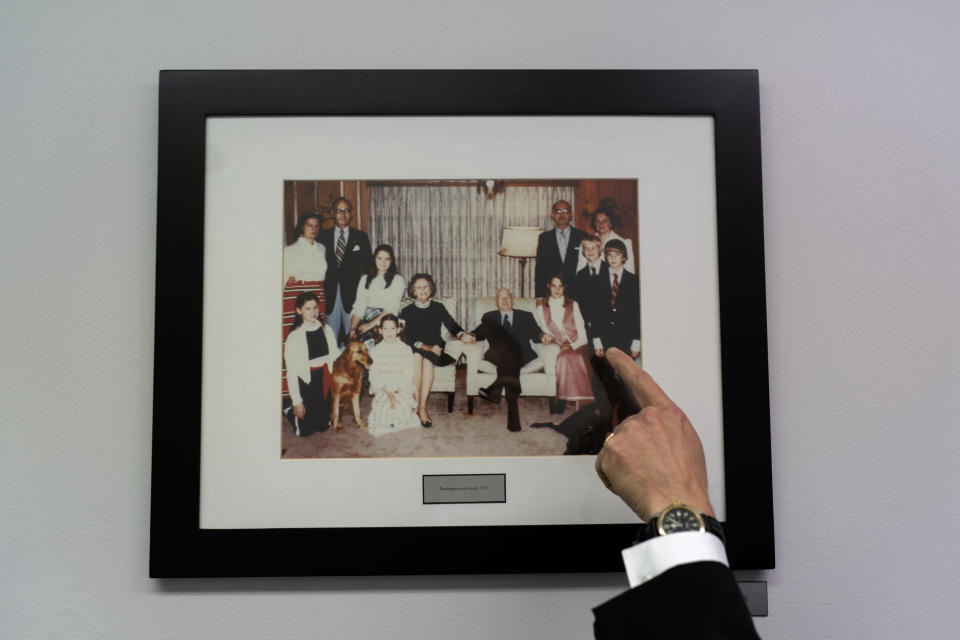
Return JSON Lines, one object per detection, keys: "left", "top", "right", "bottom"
{"left": 605, "top": 347, "right": 676, "bottom": 410}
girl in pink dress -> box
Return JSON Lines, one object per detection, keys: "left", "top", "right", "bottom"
{"left": 534, "top": 275, "right": 595, "bottom": 410}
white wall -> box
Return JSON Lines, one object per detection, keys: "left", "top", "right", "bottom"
{"left": 2, "top": 2, "right": 958, "bottom": 638}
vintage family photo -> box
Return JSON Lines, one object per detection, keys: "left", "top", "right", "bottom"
{"left": 280, "top": 179, "right": 641, "bottom": 459}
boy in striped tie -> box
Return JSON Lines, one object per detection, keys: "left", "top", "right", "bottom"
{"left": 592, "top": 239, "right": 641, "bottom": 361}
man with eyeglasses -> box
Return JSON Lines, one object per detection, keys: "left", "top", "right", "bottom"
{"left": 319, "top": 197, "right": 373, "bottom": 345}
{"left": 534, "top": 200, "right": 589, "bottom": 298}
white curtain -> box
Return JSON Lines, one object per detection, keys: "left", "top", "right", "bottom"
{"left": 369, "top": 184, "right": 575, "bottom": 331}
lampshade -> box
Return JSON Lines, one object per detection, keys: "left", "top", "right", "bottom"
{"left": 498, "top": 226, "right": 542, "bottom": 258}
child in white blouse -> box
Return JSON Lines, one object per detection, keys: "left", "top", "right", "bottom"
{"left": 348, "top": 244, "right": 405, "bottom": 347}
{"left": 366, "top": 315, "right": 422, "bottom": 436}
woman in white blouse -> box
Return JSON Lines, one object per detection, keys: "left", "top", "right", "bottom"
{"left": 347, "top": 244, "right": 405, "bottom": 343}
{"left": 534, "top": 275, "right": 595, "bottom": 411}
{"left": 283, "top": 213, "right": 328, "bottom": 285}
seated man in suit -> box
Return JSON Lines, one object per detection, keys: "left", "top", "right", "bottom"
{"left": 592, "top": 239, "right": 641, "bottom": 361}
{"left": 469, "top": 287, "right": 543, "bottom": 432}
{"left": 592, "top": 348, "right": 759, "bottom": 638}
{"left": 535, "top": 200, "right": 590, "bottom": 299}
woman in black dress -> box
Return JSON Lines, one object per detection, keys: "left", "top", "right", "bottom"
{"left": 399, "top": 273, "right": 470, "bottom": 427}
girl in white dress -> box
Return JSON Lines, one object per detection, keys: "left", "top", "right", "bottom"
{"left": 367, "top": 314, "right": 421, "bottom": 436}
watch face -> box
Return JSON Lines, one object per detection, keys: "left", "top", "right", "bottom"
{"left": 658, "top": 506, "right": 705, "bottom": 535}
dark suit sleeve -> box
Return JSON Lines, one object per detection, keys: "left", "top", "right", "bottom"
{"left": 472, "top": 311, "right": 495, "bottom": 342}
{"left": 534, "top": 232, "right": 549, "bottom": 299}
{"left": 625, "top": 272, "right": 641, "bottom": 346}
{"left": 572, "top": 227, "right": 589, "bottom": 250}
{"left": 592, "top": 562, "right": 759, "bottom": 639}
{"left": 358, "top": 231, "right": 373, "bottom": 273}
{"left": 516, "top": 309, "right": 541, "bottom": 343}
{"left": 534, "top": 237, "right": 545, "bottom": 296}
{"left": 594, "top": 276, "right": 612, "bottom": 346}
{"left": 336, "top": 230, "right": 374, "bottom": 312}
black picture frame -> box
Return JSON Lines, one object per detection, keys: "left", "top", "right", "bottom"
{"left": 151, "top": 70, "right": 773, "bottom": 577}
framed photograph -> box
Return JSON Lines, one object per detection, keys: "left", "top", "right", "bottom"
{"left": 151, "top": 70, "right": 773, "bottom": 577}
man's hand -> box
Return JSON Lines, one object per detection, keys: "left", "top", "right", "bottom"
{"left": 595, "top": 348, "right": 714, "bottom": 521}
{"left": 541, "top": 334, "right": 555, "bottom": 344}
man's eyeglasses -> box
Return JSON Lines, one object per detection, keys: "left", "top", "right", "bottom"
{"left": 553, "top": 208, "right": 571, "bottom": 214}
{"left": 333, "top": 208, "right": 353, "bottom": 214}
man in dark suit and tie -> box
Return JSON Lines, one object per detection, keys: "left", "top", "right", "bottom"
{"left": 318, "top": 197, "right": 372, "bottom": 345}
{"left": 592, "top": 239, "right": 641, "bottom": 361}
{"left": 534, "top": 200, "right": 590, "bottom": 299}
{"left": 469, "top": 288, "right": 544, "bottom": 432}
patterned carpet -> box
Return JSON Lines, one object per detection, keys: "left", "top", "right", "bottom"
{"left": 280, "top": 390, "right": 579, "bottom": 459}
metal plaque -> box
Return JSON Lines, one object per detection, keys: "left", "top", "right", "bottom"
{"left": 422, "top": 474, "right": 506, "bottom": 504}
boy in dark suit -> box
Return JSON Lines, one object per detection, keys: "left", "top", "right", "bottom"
{"left": 571, "top": 234, "right": 608, "bottom": 341}
{"left": 534, "top": 200, "right": 589, "bottom": 298}
{"left": 592, "top": 239, "right": 641, "bottom": 360}
{"left": 318, "top": 197, "right": 372, "bottom": 345}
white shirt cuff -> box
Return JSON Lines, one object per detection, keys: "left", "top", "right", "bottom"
{"left": 621, "top": 531, "right": 729, "bottom": 588}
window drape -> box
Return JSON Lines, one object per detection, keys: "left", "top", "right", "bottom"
{"left": 369, "top": 184, "right": 576, "bottom": 331}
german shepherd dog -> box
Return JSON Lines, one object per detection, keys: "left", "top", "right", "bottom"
{"left": 331, "top": 341, "right": 373, "bottom": 431}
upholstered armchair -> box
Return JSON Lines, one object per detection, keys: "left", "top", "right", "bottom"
{"left": 462, "top": 297, "right": 559, "bottom": 414}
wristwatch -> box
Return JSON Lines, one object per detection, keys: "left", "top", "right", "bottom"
{"left": 636, "top": 501, "right": 726, "bottom": 545}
